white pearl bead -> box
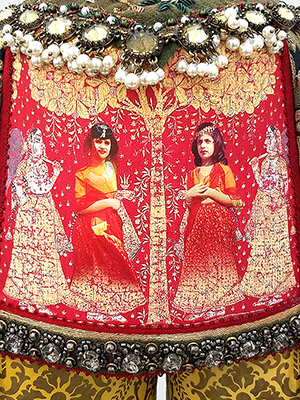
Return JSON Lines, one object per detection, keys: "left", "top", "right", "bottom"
{"left": 252, "top": 35, "right": 264, "bottom": 50}
{"left": 212, "top": 34, "right": 220, "bottom": 47}
{"left": 53, "top": 56, "right": 64, "bottom": 68}
{"left": 226, "top": 36, "right": 240, "bottom": 51}
{"left": 224, "top": 7, "right": 237, "bottom": 19}
{"left": 215, "top": 55, "right": 228, "bottom": 68}
{"left": 277, "top": 30, "right": 287, "bottom": 41}
{"left": 147, "top": 71, "right": 159, "bottom": 85}
{"left": 187, "top": 63, "right": 198, "bottom": 77}
{"left": 207, "top": 64, "right": 219, "bottom": 79}
{"left": 31, "top": 55, "right": 42, "bottom": 67}
{"left": 62, "top": 49, "right": 70, "bottom": 61}
{"left": 81, "top": 7, "right": 90, "bottom": 16}
{"left": 153, "top": 22, "right": 163, "bottom": 32}
{"left": 262, "top": 26, "right": 275, "bottom": 39}
{"left": 176, "top": 59, "right": 188, "bottom": 73}
{"left": 77, "top": 54, "right": 90, "bottom": 69}
{"left": 60, "top": 43, "right": 70, "bottom": 53}
{"left": 239, "top": 42, "right": 254, "bottom": 57}
{"left": 124, "top": 73, "right": 140, "bottom": 90}
{"left": 181, "top": 16, "right": 190, "bottom": 23}
{"left": 107, "top": 16, "right": 118, "bottom": 25}
{"left": 156, "top": 68, "right": 165, "bottom": 81}
{"left": 89, "top": 57, "right": 102, "bottom": 71}
{"left": 2, "top": 34, "right": 14, "bottom": 47}
{"left": 227, "top": 16, "right": 240, "bottom": 30}
{"left": 39, "top": 2, "right": 47, "bottom": 10}
{"left": 47, "top": 44, "right": 60, "bottom": 58}
{"left": 197, "top": 63, "right": 209, "bottom": 76}
{"left": 256, "top": 3, "right": 264, "bottom": 11}
{"left": 100, "top": 66, "right": 110, "bottom": 75}
{"left": 69, "top": 60, "right": 81, "bottom": 73}
{"left": 68, "top": 46, "right": 80, "bottom": 60}
{"left": 102, "top": 55, "right": 115, "bottom": 69}
{"left": 265, "top": 35, "right": 277, "bottom": 47}
{"left": 86, "top": 67, "right": 96, "bottom": 77}
{"left": 28, "top": 40, "right": 43, "bottom": 56}
{"left": 10, "top": 45, "right": 19, "bottom": 54}
{"left": 115, "top": 68, "right": 127, "bottom": 84}
{"left": 269, "top": 43, "right": 281, "bottom": 54}
{"left": 238, "top": 18, "right": 249, "bottom": 33}
{"left": 139, "top": 71, "right": 149, "bottom": 86}
{"left": 41, "top": 50, "right": 51, "bottom": 63}
{"left": 22, "top": 34, "right": 34, "bottom": 46}
{"left": 59, "top": 5, "right": 68, "bottom": 13}
{"left": 2, "top": 24, "right": 12, "bottom": 34}
{"left": 277, "top": 40, "right": 284, "bottom": 50}
{"left": 20, "top": 46, "right": 28, "bottom": 54}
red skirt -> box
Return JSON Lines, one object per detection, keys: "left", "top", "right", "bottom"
{"left": 173, "top": 202, "right": 243, "bottom": 313}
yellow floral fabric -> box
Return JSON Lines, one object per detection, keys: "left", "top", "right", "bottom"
{"left": 1, "top": 350, "right": 300, "bottom": 399}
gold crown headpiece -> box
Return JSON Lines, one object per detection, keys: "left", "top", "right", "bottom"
{"left": 195, "top": 125, "right": 216, "bottom": 140}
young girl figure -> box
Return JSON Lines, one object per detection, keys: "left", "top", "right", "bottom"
{"left": 67, "top": 124, "right": 145, "bottom": 321}
{"left": 173, "top": 122, "right": 243, "bottom": 317}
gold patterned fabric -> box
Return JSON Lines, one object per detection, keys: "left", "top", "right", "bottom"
{"left": 167, "top": 349, "right": 300, "bottom": 400}
{"left": 1, "top": 350, "right": 300, "bottom": 399}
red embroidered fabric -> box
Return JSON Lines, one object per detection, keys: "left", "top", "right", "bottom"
{"left": 0, "top": 44, "right": 300, "bottom": 376}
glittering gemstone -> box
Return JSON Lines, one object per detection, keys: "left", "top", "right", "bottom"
{"left": 19, "top": 10, "right": 39, "bottom": 24}
{"left": 245, "top": 11, "right": 267, "bottom": 25}
{"left": 126, "top": 31, "right": 158, "bottom": 55}
{"left": 5, "top": 334, "right": 23, "bottom": 354}
{"left": 205, "top": 350, "right": 223, "bottom": 367}
{"left": 278, "top": 7, "right": 294, "bottom": 21}
{"left": 214, "top": 12, "right": 227, "bottom": 23}
{"left": 122, "top": 354, "right": 141, "bottom": 374}
{"left": 79, "top": 350, "right": 100, "bottom": 372}
{"left": 83, "top": 25, "right": 109, "bottom": 42}
{"left": 184, "top": 25, "right": 209, "bottom": 45}
{"left": 41, "top": 343, "right": 61, "bottom": 363}
{"left": 162, "top": 353, "right": 182, "bottom": 373}
{"left": 0, "top": 8, "right": 14, "bottom": 21}
{"left": 46, "top": 17, "right": 72, "bottom": 35}
{"left": 240, "top": 341, "right": 257, "bottom": 358}
{"left": 273, "top": 334, "right": 289, "bottom": 351}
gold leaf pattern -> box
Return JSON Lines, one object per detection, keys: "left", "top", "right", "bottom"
{"left": 1, "top": 350, "right": 299, "bottom": 399}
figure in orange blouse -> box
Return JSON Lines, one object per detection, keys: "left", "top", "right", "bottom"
{"left": 173, "top": 122, "right": 244, "bottom": 317}
{"left": 67, "top": 124, "right": 145, "bottom": 321}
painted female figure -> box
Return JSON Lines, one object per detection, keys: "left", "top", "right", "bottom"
{"left": 240, "top": 125, "right": 296, "bottom": 298}
{"left": 68, "top": 124, "right": 145, "bottom": 320}
{"left": 173, "top": 122, "right": 243, "bottom": 316}
{"left": 4, "top": 128, "right": 70, "bottom": 308}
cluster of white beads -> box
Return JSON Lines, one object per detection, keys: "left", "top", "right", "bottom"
{"left": 176, "top": 6, "right": 287, "bottom": 80}
{"left": 115, "top": 65, "right": 165, "bottom": 89}
{"left": 176, "top": 55, "right": 228, "bottom": 79}
{"left": 0, "top": 11, "right": 116, "bottom": 76}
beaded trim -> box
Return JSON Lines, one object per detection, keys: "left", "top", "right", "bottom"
{"left": 1, "top": 307, "right": 300, "bottom": 376}
{"left": 0, "top": 2, "right": 298, "bottom": 89}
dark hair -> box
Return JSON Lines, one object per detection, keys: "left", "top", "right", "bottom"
{"left": 191, "top": 122, "right": 228, "bottom": 166}
{"left": 83, "top": 124, "right": 119, "bottom": 164}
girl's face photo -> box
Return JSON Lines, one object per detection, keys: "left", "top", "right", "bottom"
{"left": 197, "top": 133, "right": 214, "bottom": 163}
{"left": 93, "top": 138, "right": 111, "bottom": 161}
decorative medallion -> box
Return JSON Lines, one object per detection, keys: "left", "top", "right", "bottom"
{"left": 122, "top": 25, "right": 164, "bottom": 61}
{"left": 45, "top": 16, "right": 74, "bottom": 39}
{"left": 272, "top": 4, "right": 297, "bottom": 29}
{"left": 0, "top": 7, "right": 15, "bottom": 24}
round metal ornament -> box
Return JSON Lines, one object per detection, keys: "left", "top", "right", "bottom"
{"left": 177, "top": 19, "right": 216, "bottom": 57}
{"left": 272, "top": 4, "right": 297, "bottom": 29}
